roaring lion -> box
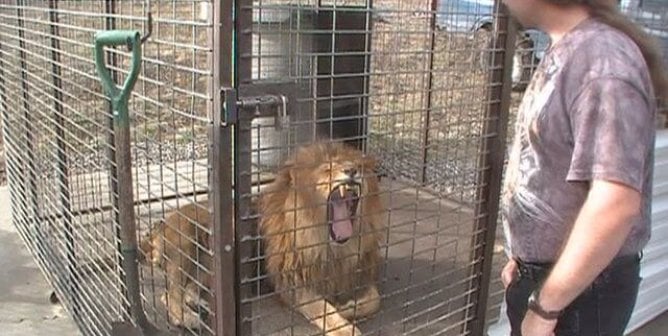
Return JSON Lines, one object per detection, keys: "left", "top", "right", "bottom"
{"left": 258, "top": 142, "right": 385, "bottom": 336}
{"left": 138, "top": 200, "right": 213, "bottom": 330}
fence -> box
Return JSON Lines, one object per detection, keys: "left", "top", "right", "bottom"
{"left": 3, "top": 1, "right": 664, "bottom": 336}
{"left": 0, "top": 1, "right": 215, "bottom": 335}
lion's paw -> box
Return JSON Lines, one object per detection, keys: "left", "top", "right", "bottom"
{"left": 161, "top": 293, "right": 203, "bottom": 330}
{"left": 177, "top": 308, "right": 202, "bottom": 330}
{"left": 336, "top": 300, "right": 358, "bottom": 319}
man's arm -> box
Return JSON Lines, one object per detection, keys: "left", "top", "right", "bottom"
{"left": 536, "top": 178, "right": 640, "bottom": 312}
{"left": 540, "top": 75, "right": 652, "bottom": 313}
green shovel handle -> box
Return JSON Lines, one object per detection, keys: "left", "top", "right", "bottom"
{"left": 94, "top": 30, "right": 142, "bottom": 125}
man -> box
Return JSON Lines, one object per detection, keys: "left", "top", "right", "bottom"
{"left": 499, "top": 0, "right": 667, "bottom": 335}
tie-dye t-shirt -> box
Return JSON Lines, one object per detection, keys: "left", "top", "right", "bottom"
{"left": 501, "top": 18, "right": 656, "bottom": 263}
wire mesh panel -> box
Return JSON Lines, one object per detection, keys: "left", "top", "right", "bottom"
{"left": 0, "top": 1, "right": 218, "bottom": 335}
{"left": 233, "top": 0, "right": 513, "bottom": 335}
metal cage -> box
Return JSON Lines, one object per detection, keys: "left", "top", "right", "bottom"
{"left": 231, "top": 1, "right": 514, "bottom": 336}
{"left": 3, "top": 1, "right": 513, "bottom": 336}
{"left": 2, "top": 0, "right": 664, "bottom": 336}
{"left": 0, "top": 1, "right": 216, "bottom": 335}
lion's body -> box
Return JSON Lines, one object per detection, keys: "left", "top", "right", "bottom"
{"left": 139, "top": 201, "right": 212, "bottom": 330}
{"left": 259, "top": 142, "right": 385, "bottom": 335}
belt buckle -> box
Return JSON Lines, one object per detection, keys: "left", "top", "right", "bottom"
{"left": 517, "top": 263, "right": 531, "bottom": 279}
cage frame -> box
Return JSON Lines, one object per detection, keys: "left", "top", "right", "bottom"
{"left": 0, "top": 0, "right": 529, "bottom": 335}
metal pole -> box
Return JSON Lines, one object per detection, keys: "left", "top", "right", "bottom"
{"left": 210, "top": 0, "right": 237, "bottom": 334}
{"left": 465, "top": 1, "right": 517, "bottom": 334}
{"left": 234, "top": 1, "right": 255, "bottom": 335}
{"left": 361, "top": 0, "right": 374, "bottom": 153}
{"left": 47, "top": 0, "right": 79, "bottom": 320}
{"left": 420, "top": 0, "right": 439, "bottom": 185}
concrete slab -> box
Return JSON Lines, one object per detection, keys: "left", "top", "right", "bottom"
{"left": 629, "top": 310, "right": 668, "bottom": 336}
{"left": 0, "top": 185, "right": 82, "bottom": 336}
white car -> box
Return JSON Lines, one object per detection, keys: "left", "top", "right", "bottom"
{"left": 436, "top": 0, "right": 668, "bottom": 90}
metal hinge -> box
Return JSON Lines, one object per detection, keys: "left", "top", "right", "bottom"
{"left": 219, "top": 81, "right": 296, "bottom": 127}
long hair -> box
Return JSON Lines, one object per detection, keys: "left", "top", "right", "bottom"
{"left": 551, "top": 0, "right": 668, "bottom": 105}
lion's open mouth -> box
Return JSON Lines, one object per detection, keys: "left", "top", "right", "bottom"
{"left": 327, "top": 183, "right": 360, "bottom": 244}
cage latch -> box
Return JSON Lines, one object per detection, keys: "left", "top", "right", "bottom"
{"left": 220, "top": 89, "right": 289, "bottom": 127}
{"left": 221, "top": 82, "right": 297, "bottom": 127}
{"left": 239, "top": 94, "right": 289, "bottom": 129}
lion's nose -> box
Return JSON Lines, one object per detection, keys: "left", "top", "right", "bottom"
{"left": 344, "top": 168, "right": 357, "bottom": 178}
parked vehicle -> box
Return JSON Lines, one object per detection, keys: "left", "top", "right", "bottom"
{"left": 435, "top": 0, "right": 549, "bottom": 90}
{"left": 435, "top": 0, "right": 668, "bottom": 90}
{"left": 621, "top": 0, "right": 668, "bottom": 65}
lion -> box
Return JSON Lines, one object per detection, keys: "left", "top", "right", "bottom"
{"left": 138, "top": 200, "right": 213, "bottom": 330}
{"left": 258, "top": 142, "right": 385, "bottom": 336}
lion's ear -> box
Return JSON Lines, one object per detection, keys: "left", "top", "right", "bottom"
{"left": 282, "top": 158, "right": 296, "bottom": 185}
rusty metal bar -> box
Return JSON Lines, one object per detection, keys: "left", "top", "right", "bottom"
{"left": 47, "top": 0, "right": 80, "bottom": 320}
{"left": 362, "top": 0, "right": 374, "bottom": 153}
{"left": 465, "top": 1, "right": 517, "bottom": 334}
{"left": 234, "top": 109, "right": 255, "bottom": 336}
{"left": 237, "top": 0, "right": 253, "bottom": 86}
{"left": 210, "top": 0, "right": 237, "bottom": 334}
{"left": 420, "top": 0, "right": 439, "bottom": 185}
{"left": 234, "top": 2, "right": 255, "bottom": 335}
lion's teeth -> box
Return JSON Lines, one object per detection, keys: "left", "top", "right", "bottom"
{"left": 339, "top": 187, "right": 345, "bottom": 198}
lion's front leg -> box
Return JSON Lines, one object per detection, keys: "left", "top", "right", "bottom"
{"left": 162, "top": 259, "right": 200, "bottom": 329}
{"left": 293, "top": 288, "right": 363, "bottom": 336}
{"left": 337, "top": 285, "right": 380, "bottom": 320}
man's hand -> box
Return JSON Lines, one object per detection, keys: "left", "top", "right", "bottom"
{"left": 501, "top": 258, "right": 518, "bottom": 289}
{"left": 521, "top": 310, "right": 557, "bottom": 336}
{"left": 531, "top": 179, "right": 641, "bottom": 312}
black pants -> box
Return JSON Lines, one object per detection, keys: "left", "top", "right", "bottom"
{"left": 505, "top": 253, "right": 642, "bottom": 336}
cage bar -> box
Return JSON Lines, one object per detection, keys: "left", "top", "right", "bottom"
{"left": 464, "top": 2, "right": 516, "bottom": 334}
{"left": 210, "top": 0, "right": 237, "bottom": 335}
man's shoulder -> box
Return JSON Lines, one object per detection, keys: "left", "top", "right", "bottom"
{"left": 551, "top": 18, "right": 652, "bottom": 106}
{"left": 561, "top": 19, "right": 647, "bottom": 80}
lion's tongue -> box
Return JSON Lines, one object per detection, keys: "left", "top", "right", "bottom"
{"left": 331, "top": 202, "right": 353, "bottom": 240}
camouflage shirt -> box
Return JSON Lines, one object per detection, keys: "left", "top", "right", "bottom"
{"left": 501, "top": 18, "right": 656, "bottom": 263}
